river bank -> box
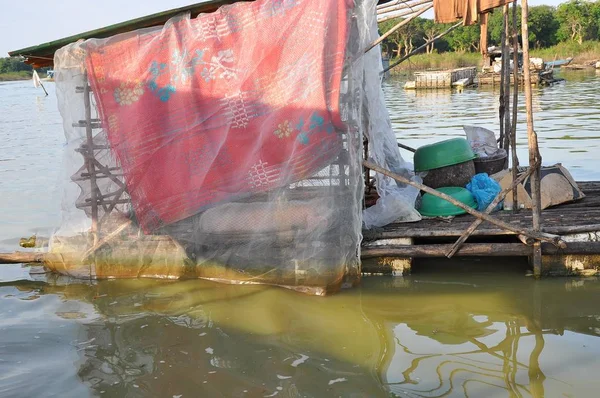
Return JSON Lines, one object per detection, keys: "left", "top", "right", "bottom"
{"left": 390, "top": 40, "right": 600, "bottom": 73}
{"left": 0, "top": 71, "right": 32, "bottom": 82}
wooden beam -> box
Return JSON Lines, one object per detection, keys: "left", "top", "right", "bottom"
{"left": 0, "top": 252, "right": 45, "bottom": 264}
{"left": 362, "top": 242, "right": 600, "bottom": 259}
{"left": 363, "top": 243, "right": 531, "bottom": 258}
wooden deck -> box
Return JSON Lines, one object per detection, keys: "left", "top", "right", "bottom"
{"left": 362, "top": 182, "right": 600, "bottom": 269}
{"left": 365, "top": 182, "right": 600, "bottom": 240}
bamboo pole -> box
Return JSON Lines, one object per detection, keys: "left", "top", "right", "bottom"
{"left": 382, "top": 21, "right": 463, "bottom": 74}
{"left": 521, "top": 0, "right": 543, "bottom": 276}
{"left": 377, "top": 4, "right": 431, "bottom": 24}
{"left": 446, "top": 167, "right": 534, "bottom": 258}
{"left": 367, "top": 5, "right": 432, "bottom": 53}
{"left": 503, "top": 5, "right": 512, "bottom": 152}
{"left": 376, "top": 0, "right": 432, "bottom": 15}
{"left": 362, "top": 160, "right": 564, "bottom": 246}
{"left": 376, "top": 0, "right": 431, "bottom": 11}
{"left": 511, "top": 1, "right": 520, "bottom": 209}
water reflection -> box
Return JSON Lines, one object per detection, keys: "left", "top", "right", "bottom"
{"left": 4, "top": 274, "right": 600, "bottom": 396}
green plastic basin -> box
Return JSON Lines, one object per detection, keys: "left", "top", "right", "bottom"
{"left": 418, "top": 187, "right": 477, "bottom": 217}
{"left": 414, "top": 138, "right": 476, "bottom": 172}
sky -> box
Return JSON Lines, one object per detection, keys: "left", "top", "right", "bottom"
{"left": 1, "top": 0, "right": 567, "bottom": 57}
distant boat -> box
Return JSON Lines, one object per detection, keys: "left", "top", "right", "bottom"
{"left": 42, "top": 70, "right": 55, "bottom": 81}
{"left": 545, "top": 57, "right": 573, "bottom": 69}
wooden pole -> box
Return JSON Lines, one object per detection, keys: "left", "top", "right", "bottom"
{"left": 363, "top": 243, "right": 531, "bottom": 258}
{"left": 362, "top": 241, "right": 600, "bottom": 259}
{"left": 362, "top": 160, "right": 564, "bottom": 246}
{"left": 446, "top": 167, "right": 534, "bottom": 258}
{"left": 0, "top": 252, "right": 45, "bottom": 264}
{"left": 376, "top": 0, "right": 432, "bottom": 12}
{"left": 382, "top": 21, "right": 463, "bottom": 74}
{"left": 4, "top": 240, "right": 600, "bottom": 265}
{"left": 39, "top": 80, "right": 49, "bottom": 96}
{"left": 499, "top": 9, "right": 507, "bottom": 150}
{"left": 397, "top": 142, "right": 417, "bottom": 153}
{"left": 503, "top": 5, "right": 512, "bottom": 152}
{"left": 521, "top": 0, "right": 543, "bottom": 276}
{"left": 83, "top": 72, "right": 99, "bottom": 247}
{"left": 511, "top": 0, "right": 520, "bottom": 209}
{"left": 367, "top": 5, "right": 432, "bottom": 53}
{"left": 377, "top": 4, "right": 432, "bottom": 24}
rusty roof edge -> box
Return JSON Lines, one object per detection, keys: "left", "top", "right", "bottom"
{"left": 8, "top": 0, "right": 245, "bottom": 59}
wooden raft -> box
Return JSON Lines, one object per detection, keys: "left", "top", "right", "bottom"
{"left": 362, "top": 181, "right": 600, "bottom": 259}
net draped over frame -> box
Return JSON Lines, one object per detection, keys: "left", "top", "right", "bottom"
{"left": 50, "top": 0, "right": 416, "bottom": 295}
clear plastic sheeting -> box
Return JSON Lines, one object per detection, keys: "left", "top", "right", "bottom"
{"left": 50, "top": 0, "right": 403, "bottom": 295}
{"left": 361, "top": 7, "right": 421, "bottom": 229}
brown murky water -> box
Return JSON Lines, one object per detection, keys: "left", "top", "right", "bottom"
{"left": 1, "top": 71, "right": 600, "bottom": 397}
{"left": 2, "top": 273, "right": 600, "bottom": 397}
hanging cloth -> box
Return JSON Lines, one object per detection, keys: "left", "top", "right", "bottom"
{"left": 85, "top": 0, "right": 352, "bottom": 232}
{"left": 433, "top": 0, "right": 513, "bottom": 25}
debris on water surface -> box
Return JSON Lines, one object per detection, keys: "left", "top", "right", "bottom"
{"left": 290, "top": 354, "right": 309, "bottom": 367}
{"left": 19, "top": 235, "right": 36, "bottom": 248}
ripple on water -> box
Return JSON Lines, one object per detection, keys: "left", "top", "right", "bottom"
{"left": 386, "top": 70, "right": 600, "bottom": 181}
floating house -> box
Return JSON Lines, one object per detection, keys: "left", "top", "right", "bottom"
{"left": 4, "top": 0, "right": 600, "bottom": 294}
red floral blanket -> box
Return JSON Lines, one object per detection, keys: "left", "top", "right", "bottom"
{"left": 85, "top": 0, "right": 351, "bottom": 231}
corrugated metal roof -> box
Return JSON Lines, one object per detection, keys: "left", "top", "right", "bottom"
{"left": 8, "top": 0, "right": 249, "bottom": 68}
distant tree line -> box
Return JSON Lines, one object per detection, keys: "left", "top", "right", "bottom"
{"left": 0, "top": 57, "right": 33, "bottom": 74}
{"left": 379, "top": 0, "right": 600, "bottom": 57}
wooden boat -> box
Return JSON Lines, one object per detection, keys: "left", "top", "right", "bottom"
{"left": 545, "top": 57, "right": 573, "bottom": 69}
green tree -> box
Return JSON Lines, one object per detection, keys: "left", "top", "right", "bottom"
{"left": 0, "top": 57, "right": 33, "bottom": 74}
{"left": 421, "top": 19, "right": 441, "bottom": 53}
{"left": 556, "top": 0, "right": 596, "bottom": 44}
{"left": 378, "top": 18, "right": 424, "bottom": 57}
{"left": 446, "top": 24, "right": 480, "bottom": 52}
{"left": 528, "top": 6, "right": 559, "bottom": 48}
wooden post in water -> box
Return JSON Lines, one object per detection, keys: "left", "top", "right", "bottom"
{"left": 511, "top": 1, "right": 520, "bottom": 210}
{"left": 503, "top": 5, "right": 512, "bottom": 153}
{"left": 520, "top": 0, "right": 543, "bottom": 276}
{"left": 498, "top": 9, "right": 507, "bottom": 149}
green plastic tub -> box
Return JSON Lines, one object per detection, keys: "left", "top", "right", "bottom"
{"left": 418, "top": 187, "right": 477, "bottom": 217}
{"left": 414, "top": 138, "right": 476, "bottom": 172}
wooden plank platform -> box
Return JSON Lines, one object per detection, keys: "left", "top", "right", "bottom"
{"left": 364, "top": 181, "right": 600, "bottom": 241}
{"left": 361, "top": 182, "right": 600, "bottom": 276}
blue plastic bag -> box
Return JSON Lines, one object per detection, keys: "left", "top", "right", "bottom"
{"left": 466, "top": 173, "right": 502, "bottom": 211}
